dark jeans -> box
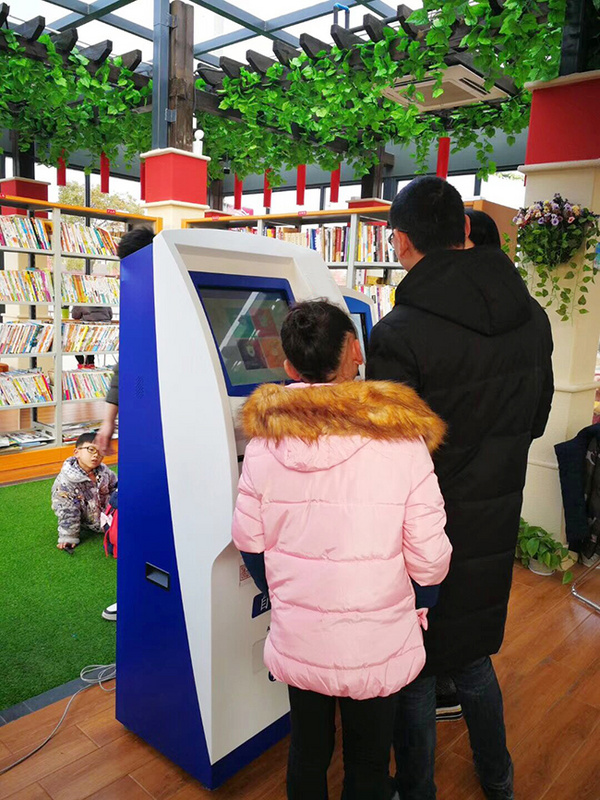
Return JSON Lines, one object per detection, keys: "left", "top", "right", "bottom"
{"left": 287, "top": 685, "right": 399, "bottom": 800}
{"left": 394, "top": 656, "right": 513, "bottom": 800}
{"left": 75, "top": 354, "right": 95, "bottom": 365}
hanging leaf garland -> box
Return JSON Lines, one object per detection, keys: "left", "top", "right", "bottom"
{"left": 197, "top": 0, "right": 566, "bottom": 182}
{"left": 0, "top": 29, "right": 152, "bottom": 170}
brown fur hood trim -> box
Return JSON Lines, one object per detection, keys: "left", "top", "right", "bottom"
{"left": 241, "top": 381, "right": 446, "bottom": 452}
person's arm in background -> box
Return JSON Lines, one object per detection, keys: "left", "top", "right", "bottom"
{"left": 95, "top": 362, "right": 119, "bottom": 455}
{"left": 366, "top": 318, "right": 421, "bottom": 391}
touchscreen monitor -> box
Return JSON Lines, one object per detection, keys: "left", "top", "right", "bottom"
{"left": 197, "top": 286, "right": 290, "bottom": 388}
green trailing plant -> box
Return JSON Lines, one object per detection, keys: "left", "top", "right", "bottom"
{"left": 513, "top": 194, "right": 600, "bottom": 320}
{"left": 0, "top": 29, "right": 152, "bottom": 170}
{"left": 196, "top": 0, "right": 566, "bottom": 182}
{"left": 516, "top": 518, "right": 573, "bottom": 583}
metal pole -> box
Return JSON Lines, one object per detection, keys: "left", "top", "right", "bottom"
{"left": 152, "top": 0, "right": 171, "bottom": 149}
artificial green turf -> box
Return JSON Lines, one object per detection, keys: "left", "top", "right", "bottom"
{"left": 0, "top": 475, "right": 117, "bottom": 710}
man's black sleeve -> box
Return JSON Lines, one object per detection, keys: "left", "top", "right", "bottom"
{"left": 366, "top": 318, "right": 421, "bottom": 391}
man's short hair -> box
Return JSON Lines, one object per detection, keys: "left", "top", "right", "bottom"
{"left": 389, "top": 176, "right": 466, "bottom": 254}
{"left": 75, "top": 432, "right": 96, "bottom": 448}
{"left": 117, "top": 226, "right": 155, "bottom": 260}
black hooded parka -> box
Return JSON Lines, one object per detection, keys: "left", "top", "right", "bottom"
{"left": 366, "top": 246, "right": 554, "bottom": 674}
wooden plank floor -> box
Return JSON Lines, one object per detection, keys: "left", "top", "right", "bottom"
{"left": 1, "top": 563, "right": 599, "bottom": 800}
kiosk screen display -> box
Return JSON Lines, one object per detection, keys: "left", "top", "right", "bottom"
{"left": 350, "top": 312, "right": 367, "bottom": 359}
{"left": 198, "top": 287, "right": 290, "bottom": 386}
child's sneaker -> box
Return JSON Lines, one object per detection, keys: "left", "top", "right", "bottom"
{"left": 102, "top": 602, "right": 117, "bottom": 621}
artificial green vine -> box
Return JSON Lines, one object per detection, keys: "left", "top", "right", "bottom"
{"left": 0, "top": 29, "right": 152, "bottom": 169}
{"left": 197, "top": 0, "right": 566, "bottom": 182}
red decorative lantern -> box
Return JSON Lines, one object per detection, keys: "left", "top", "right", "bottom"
{"left": 296, "top": 164, "right": 306, "bottom": 206}
{"left": 330, "top": 165, "right": 341, "bottom": 204}
{"left": 57, "top": 154, "right": 66, "bottom": 187}
{"left": 436, "top": 136, "right": 451, "bottom": 179}
{"left": 234, "top": 174, "right": 243, "bottom": 210}
{"left": 100, "top": 152, "right": 110, "bottom": 194}
{"left": 263, "top": 169, "right": 272, "bottom": 208}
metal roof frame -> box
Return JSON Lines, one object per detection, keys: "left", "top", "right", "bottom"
{"left": 40, "top": 0, "right": 396, "bottom": 69}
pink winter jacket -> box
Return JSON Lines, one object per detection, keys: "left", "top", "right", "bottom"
{"left": 232, "top": 380, "right": 452, "bottom": 700}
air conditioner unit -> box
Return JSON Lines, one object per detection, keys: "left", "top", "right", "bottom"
{"left": 382, "top": 64, "right": 508, "bottom": 111}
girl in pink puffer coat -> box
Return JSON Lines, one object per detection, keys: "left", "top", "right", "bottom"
{"left": 232, "top": 300, "right": 451, "bottom": 800}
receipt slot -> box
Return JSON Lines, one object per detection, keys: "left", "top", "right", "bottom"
{"left": 117, "top": 229, "right": 355, "bottom": 788}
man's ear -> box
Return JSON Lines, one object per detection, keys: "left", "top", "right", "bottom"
{"left": 284, "top": 359, "right": 302, "bottom": 381}
{"left": 465, "top": 214, "right": 471, "bottom": 241}
{"left": 396, "top": 231, "right": 413, "bottom": 260}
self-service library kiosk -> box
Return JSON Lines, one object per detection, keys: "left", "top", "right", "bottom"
{"left": 117, "top": 229, "right": 375, "bottom": 788}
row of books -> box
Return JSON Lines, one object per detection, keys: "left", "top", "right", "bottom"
{"left": 0, "top": 215, "right": 51, "bottom": 251}
{"left": 62, "top": 322, "right": 119, "bottom": 353}
{"left": 354, "top": 284, "right": 397, "bottom": 320}
{"left": 0, "top": 321, "right": 54, "bottom": 355}
{"left": 61, "top": 274, "right": 119, "bottom": 306}
{"left": 0, "top": 320, "right": 120, "bottom": 355}
{"left": 61, "top": 223, "right": 118, "bottom": 257}
{"left": 62, "top": 369, "right": 112, "bottom": 401}
{"left": 0, "top": 429, "right": 55, "bottom": 450}
{"left": 264, "top": 225, "right": 350, "bottom": 263}
{"left": 0, "top": 269, "right": 53, "bottom": 303}
{"left": 0, "top": 369, "right": 54, "bottom": 406}
{"left": 0, "top": 270, "right": 120, "bottom": 305}
{"left": 356, "top": 222, "right": 397, "bottom": 264}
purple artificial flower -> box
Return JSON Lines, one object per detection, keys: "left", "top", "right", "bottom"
{"left": 538, "top": 217, "right": 545, "bottom": 224}
{"left": 551, "top": 215, "right": 560, "bottom": 226}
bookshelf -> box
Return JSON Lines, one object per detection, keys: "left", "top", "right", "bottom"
{"left": 0, "top": 195, "right": 161, "bottom": 464}
{"left": 183, "top": 198, "right": 516, "bottom": 322}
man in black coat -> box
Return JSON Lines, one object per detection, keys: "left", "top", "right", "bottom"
{"left": 366, "top": 177, "right": 553, "bottom": 800}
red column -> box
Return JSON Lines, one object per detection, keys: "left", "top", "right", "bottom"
{"left": 140, "top": 148, "right": 211, "bottom": 206}
{"left": 0, "top": 177, "right": 50, "bottom": 216}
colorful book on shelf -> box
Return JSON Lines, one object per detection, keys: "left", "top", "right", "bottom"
{"left": 353, "top": 284, "right": 397, "bottom": 320}
{"left": 0, "top": 369, "right": 53, "bottom": 406}
{"left": 356, "top": 222, "right": 397, "bottom": 264}
{"left": 61, "top": 274, "right": 119, "bottom": 306}
{"left": 61, "top": 223, "right": 118, "bottom": 257}
{"left": 0, "top": 269, "right": 53, "bottom": 303}
{"left": 62, "top": 368, "right": 112, "bottom": 401}
{"left": 0, "top": 321, "right": 54, "bottom": 355}
{"left": 0, "top": 215, "right": 52, "bottom": 251}
{"left": 62, "top": 322, "right": 119, "bottom": 353}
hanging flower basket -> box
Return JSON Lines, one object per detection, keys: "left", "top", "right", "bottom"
{"left": 513, "top": 194, "right": 600, "bottom": 320}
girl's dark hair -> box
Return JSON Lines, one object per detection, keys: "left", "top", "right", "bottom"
{"left": 465, "top": 209, "right": 501, "bottom": 248}
{"left": 280, "top": 300, "right": 356, "bottom": 383}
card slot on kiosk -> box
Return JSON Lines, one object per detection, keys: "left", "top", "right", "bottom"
{"left": 117, "top": 229, "right": 375, "bottom": 789}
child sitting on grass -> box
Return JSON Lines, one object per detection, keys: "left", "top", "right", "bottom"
{"left": 52, "top": 433, "right": 117, "bottom": 550}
